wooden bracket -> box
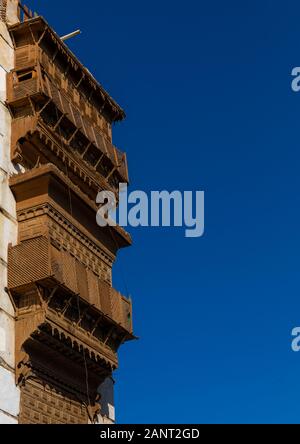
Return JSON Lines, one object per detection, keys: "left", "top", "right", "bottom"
{"left": 76, "top": 74, "right": 85, "bottom": 88}
{"left": 53, "top": 113, "right": 66, "bottom": 130}
{"left": 103, "top": 326, "right": 115, "bottom": 345}
{"left": 94, "top": 153, "right": 105, "bottom": 169}
{"left": 90, "top": 315, "right": 103, "bottom": 335}
{"left": 46, "top": 286, "right": 59, "bottom": 306}
{"left": 76, "top": 306, "right": 90, "bottom": 327}
{"left": 38, "top": 98, "right": 52, "bottom": 116}
{"left": 81, "top": 141, "right": 93, "bottom": 158}
{"left": 68, "top": 127, "right": 81, "bottom": 144}
{"left": 60, "top": 295, "right": 75, "bottom": 316}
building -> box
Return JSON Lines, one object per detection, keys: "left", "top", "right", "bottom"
{"left": 0, "top": 0, "right": 134, "bottom": 424}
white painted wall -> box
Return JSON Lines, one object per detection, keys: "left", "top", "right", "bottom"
{"left": 0, "top": 367, "right": 19, "bottom": 423}
{"left": 0, "top": 411, "right": 18, "bottom": 424}
{"left": 0, "top": 2, "right": 20, "bottom": 424}
{"left": 6, "top": 0, "right": 18, "bottom": 25}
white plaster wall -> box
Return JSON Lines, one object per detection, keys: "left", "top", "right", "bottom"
{"left": 0, "top": 411, "right": 18, "bottom": 424}
{"left": 0, "top": 367, "right": 19, "bottom": 420}
{"left": 0, "top": 5, "right": 20, "bottom": 424}
{"left": 0, "top": 307, "right": 14, "bottom": 368}
{"left": 6, "top": 0, "right": 18, "bottom": 25}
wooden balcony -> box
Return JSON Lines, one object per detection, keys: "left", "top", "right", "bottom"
{"left": 8, "top": 235, "right": 133, "bottom": 334}
{"left": 6, "top": 64, "right": 128, "bottom": 185}
{"left": 9, "top": 15, "right": 125, "bottom": 120}
{"left": 8, "top": 164, "right": 133, "bottom": 338}
{"left": 9, "top": 46, "right": 113, "bottom": 142}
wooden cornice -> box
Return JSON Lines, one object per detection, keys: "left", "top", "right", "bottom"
{"left": 8, "top": 16, "right": 126, "bottom": 122}
{"left": 9, "top": 163, "right": 132, "bottom": 249}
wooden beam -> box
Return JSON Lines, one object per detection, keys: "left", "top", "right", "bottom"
{"left": 23, "top": 5, "right": 30, "bottom": 21}
{"left": 52, "top": 49, "right": 59, "bottom": 62}
{"left": 46, "top": 286, "right": 59, "bottom": 305}
{"left": 10, "top": 30, "right": 16, "bottom": 48}
{"left": 63, "top": 65, "right": 70, "bottom": 77}
{"left": 28, "top": 96, "right": 35, "bottom": 115}
{"left": 53, "top": 113, "right": 65, "bottom": 130}
{"left": 35, "top": 284, "right": 44, "bottom": 305}
{"left": 90, "top": 315, "right": 103, "bottom": 335}
{"left": 61, "top": 295, "right": 75, "bottom": 316}
{"left": 94, "top": 153, "right": 105, "bottom": 169}
{"left": 67, "top": 127, "right": 81, "bottom": 144}
{"left": 76, "top": 306, "right": 90, "bottom": 327}
{"left": 28, "top": 24, "right": 36, "bottom": 44}
{"left": 38, "top": 29, "right": 47, "bottom": 44}
{"left": 105, "top": 164, "right": 118, "bottom": 181}
{"left": 37, "top": 98, "right": 52, "bottom": 116}
{"left": 104, "top": 326, "right": 115, "bottom": 345}
{"left": 76, "top": 74, "right": 85, "bottom": 88}
{"left": 81, "top": 141, "right": 93, "bottom": 158}
{"left": 5, "top": 103, "right": 14, "bottom": 119}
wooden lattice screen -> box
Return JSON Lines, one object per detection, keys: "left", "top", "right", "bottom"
{"left": 19, "top": 380, "right": 88, "bottom": 424}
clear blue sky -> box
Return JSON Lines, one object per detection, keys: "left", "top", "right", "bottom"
{"left": 25, "top": 0, "right": 300, "bottom": 424}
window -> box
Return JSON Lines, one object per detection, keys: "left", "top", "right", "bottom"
{"left": 16, "top": 69, "right": 36, "bottom": 82}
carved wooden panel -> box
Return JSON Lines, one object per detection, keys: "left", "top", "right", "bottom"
{"left": 0, "top": 0, "right": 7, "bottom": 21}
{"left": 19, "top": 380, "right": 88, "bottom": 424}
{"left": 7, "top": 58, "right": 129, "bottom": 184}
{"left": 8, "top": 236, "right": 50, "bottom": 287}
{"left": 17, "top": 204, "right": 113, "bottom": 281}
{"left": 15, "top": 46, "right": 37, "bottom": 69}
{"left": 8, "top": 237, "right": 133, "bottom": 333}
{"left": 13, "top": 77, "right": 38, "bottom": 100}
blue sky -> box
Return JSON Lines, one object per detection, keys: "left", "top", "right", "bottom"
{"left": 25, "top": 0, "right": 300, "bottom": 423}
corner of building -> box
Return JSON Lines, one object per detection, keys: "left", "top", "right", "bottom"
{"left": 0, "top": 0, "right": 20, "bottom": 425}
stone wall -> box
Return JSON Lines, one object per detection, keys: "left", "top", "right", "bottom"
{"left": 0, "top": 2, "right": 20, "bottom": 424}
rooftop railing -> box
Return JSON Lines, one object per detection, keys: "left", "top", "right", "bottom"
{"left": 18, "top": 2, "right": 36, "bottom": 22}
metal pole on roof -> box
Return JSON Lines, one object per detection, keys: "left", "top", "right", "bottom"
{"left": 60, "top": 30, "right": 81, "bottom": 42}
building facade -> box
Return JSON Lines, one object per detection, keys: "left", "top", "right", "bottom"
{"left": 0, "top": 1, "right": 133, "bottom": 424}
